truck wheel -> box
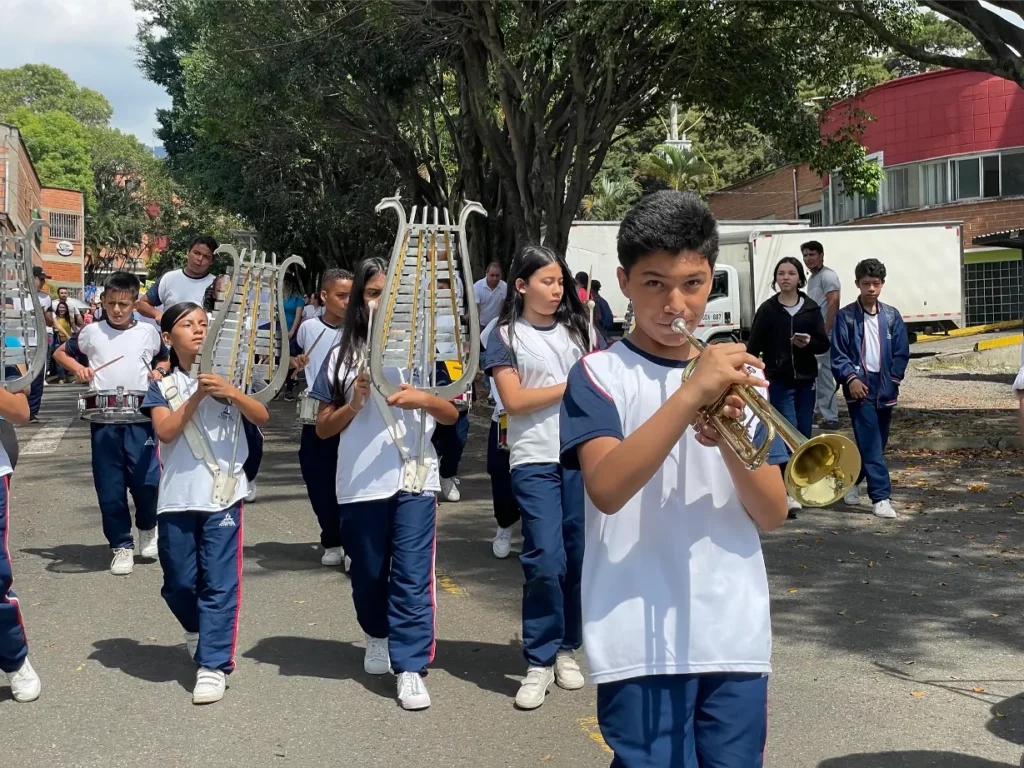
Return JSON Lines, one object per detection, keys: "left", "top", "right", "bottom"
{"left": 708, "top": 334, "right": 738, "bottom": 345}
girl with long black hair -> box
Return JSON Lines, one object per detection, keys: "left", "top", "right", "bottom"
{"left": 482, "top": 244, "right": 590, "bottom": 710}
{"left": 309, "top": 257, "right": 458, "bottom": 711}
{"left": 141, "top": 301, "right": 269, "bottom": 705}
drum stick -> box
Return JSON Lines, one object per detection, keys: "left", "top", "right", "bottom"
{"left": 92, "top": 356, "right": 124, "bottom": 374}
{"left": 306, "top": 328, "right": 328, "bottom": 356}
{"left": 357, "top": 300, "right": 377, "bottom": 377}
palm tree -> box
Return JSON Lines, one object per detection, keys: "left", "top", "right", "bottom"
{"left": 639, "top": 144, "right": 713, "bottom": 195}
{"left": 581, "top": 175, "right": 642, "bottom": 221}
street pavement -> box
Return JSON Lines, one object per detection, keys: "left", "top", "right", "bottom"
{"left": 2, "top": 384, "right": 1024, "bottom": 767}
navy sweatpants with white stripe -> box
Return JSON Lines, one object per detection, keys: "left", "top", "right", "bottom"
{"left": 91, "top": 423, "right": 159, "bottom": 550}
{"left": 158, "top": 503, "right": 243, "bottom": 673}
{"left": 510, "top": 463, "right": 584, "bottom": 667}
{"left": 597, "top": 673, "right": 768, "bottom": 768}
{"left": 298, "top": 426, "right": 341, "bottom": 549}
{"left": 0, "top": 477, "right": 28, "bottom": 674}
{"left": 341, "top": 492, "right": 435, "bottom": 675}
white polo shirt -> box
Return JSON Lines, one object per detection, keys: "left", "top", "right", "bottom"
{"left": 295, "top": 316, "right": 341, "bottom": 393}
{"left": 482, "top": 319, "right": 585, "bottom": 467}
{"left": 308, "top": 344, "right": 440, "bottom": 504}
{"left": 559, "top": 338, "right": 773, "bottom": 685}
{"left": 65, "top": 320, "right": 165, "bottom": 392}
{"left": 473, "top": 278, "right": 508, "bottom": 328}
{"left": 146, "top": 269, "right": 216, "bottom": 310}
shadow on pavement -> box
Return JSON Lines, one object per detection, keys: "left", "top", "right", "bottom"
{"left": 818, "top": 753, "right": 1016, "bottom": 767}
{"left": 88, "top": 638, "right": 194, "bottom": 691}
{"left": 243, "top": 636, "right": 523, "bottom": 699}
{"left": 243, "top": 541, "right": 328, "bottom": 572}
{"left": 21, "top": 544, "right": 111, "bottom": 573}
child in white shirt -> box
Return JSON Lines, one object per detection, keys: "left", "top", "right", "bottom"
{"left": 142, "top": 301, "right": 269, "bottom": 705}
{"left": 559, "top": 191, "right": 788, "bottom": 766}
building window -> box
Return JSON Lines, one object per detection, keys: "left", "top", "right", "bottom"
{"left": 920, "top": 161, "right": 949, "bottom": 206}
{"left": 1003, "top": 152, "right": 1024, "bottom": 197}
{"left": 886, "top": 166, "right": 919, "bottom": 211}
{"left": 950, "top": 155, "right": 1001, "bottom": 201}
{"left": 48, "top": 212, "right": 81, "bottom": 241}
{"left": 965, "top": 259, "right": 1023, "bottom": 325}
{"left": 799, "top": 203, "right": 823, "bottom": 227}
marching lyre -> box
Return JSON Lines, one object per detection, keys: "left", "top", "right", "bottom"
{"left": 0, "top": 220, "right": 48, "bottom": 392}
{"left": 370, "top": 195, "right": 486, "bottom": 493}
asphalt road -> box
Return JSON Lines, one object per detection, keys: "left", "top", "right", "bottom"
{"left": 2, "top": 384, "right": 1024, "bottom": 768}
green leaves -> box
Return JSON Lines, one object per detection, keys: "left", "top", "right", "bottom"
{"left": 5, "top": 108, "right": 95, "bottom": 210}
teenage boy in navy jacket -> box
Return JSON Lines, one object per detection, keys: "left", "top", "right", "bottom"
{"left": 831, "top": 258, "right": 909, "bottom": 520}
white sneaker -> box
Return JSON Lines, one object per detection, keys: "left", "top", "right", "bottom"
{"left": 139, "top": 527, "right": 158, "bottom": 559}
{"left": 184, "top": 631, "right": 199, "bottom": 660}
{"left": 321, "top": 546, "right": 344, "bottom": 566}
{"left": 6, "top": 657, "right": 41, "bottom": 702}
{"left": 786, "top": 495, "right": 802, "bottom": 512}
{"left": 440, "top": 476, "right": 461, "bottom": 502}
{"left": 515, "top": 665, "right": 554, "bottom": 710}
{"left": 245, "top": 482, "right": 257, "bottom": 503}
{"left": 492, "top": 526, "right": 513, "bottom": 559}
{"left": 363, "top": 635, "right": 390, "bottom": 675}
{"left": 844, "top": 484, "right": 862, "bottom": 506}
{"left": 110, "top": 547, "right": 134, "bottom": 575}
{"left": 554, "top": 650, "right": 585, "bottom": 690}
{"left": 396, "top": 671, "right": 431, "bottom": 710}
{"left": 192, "top": 667, "right": 226, "bottom": 704}
{"left": 343, "top": 555, "right": 352, "bottom": 573}
{"left": 872, "top": 499, "right": 897, "bottom": 519}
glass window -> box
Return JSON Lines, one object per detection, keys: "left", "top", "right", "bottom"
{"left": 920, "top": 162, "right": 948, "bottom": 206}
{"left": 952, "top": 157, "right": 981, "bottom": 199}
{"left": 860, "top": 193, "right": 878, "bottom": 217}
{"left": 709, "top": 271, "right": 729, "bottom": 301}
{"left": 885, "top": 166, "right": 919, "bottom": 211}
{"left": 1003, "top": 152, "right": 1024, "bottom": 197}
{"left": 983, "top": 155, "right": 1000, "bottom": 198}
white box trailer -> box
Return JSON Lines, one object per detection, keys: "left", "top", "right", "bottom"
{"left": 703, "top": 221, "right": 963, "bottom": 344}
{"left": 565, "top": 219, "right": 810, "bottom": 323}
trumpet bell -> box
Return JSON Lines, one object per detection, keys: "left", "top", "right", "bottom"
{"left": 785, "top": 433, "right": 862, "bottom": 508}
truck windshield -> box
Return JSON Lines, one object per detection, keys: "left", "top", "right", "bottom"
{"left": 709, "top": 271, "right": 728, "bottom": 301}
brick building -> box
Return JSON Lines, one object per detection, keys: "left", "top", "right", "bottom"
{"left": 0, "top": 122, "right": 86, "bottom": 296}
{"left": 707, "top": 69, "right": 1024, "bottom": 325}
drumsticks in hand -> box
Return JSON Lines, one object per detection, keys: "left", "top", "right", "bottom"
{"left": 92, "top": 356, "right": 124, "bottom": 374}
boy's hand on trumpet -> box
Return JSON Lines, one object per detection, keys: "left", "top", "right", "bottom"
{"left": 684, "top": 342, "right": 765, "bottom": 409}
{"left": 693, "top": 393, "right": 745, "bottom": 448}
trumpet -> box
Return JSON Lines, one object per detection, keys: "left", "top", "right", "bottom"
{"left": 671, "top": 318, "right": 861, "bottom": 507}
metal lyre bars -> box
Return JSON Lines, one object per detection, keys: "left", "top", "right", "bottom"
{"left": 199, "top": 245, "right": 304, "bottom": 403}
{"left": 0, "top": 220, "right": 47, "bottom": 391}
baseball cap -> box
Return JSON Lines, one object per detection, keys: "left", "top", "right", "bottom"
{"left": 32, "top": 266, "right": 51, "bottom": 279}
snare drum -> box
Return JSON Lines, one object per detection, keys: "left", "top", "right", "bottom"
{"left": 78, "top": 387, "right": 149, "bottom": 424}
{"left": 296, "top": 391, "right": 319, "bottom": 425}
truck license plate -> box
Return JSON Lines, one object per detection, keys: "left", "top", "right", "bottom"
{"left": 703, "top": 311, "right": 724, "bottom": 325}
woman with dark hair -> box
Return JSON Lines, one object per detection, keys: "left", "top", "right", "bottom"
{"left": 51, "top": 301, "right": 74, "bottom": 382}
{"left": 482, "top": 244, "right": 590, "bottom": 710}
{"left": 747, "top": 256, "right": 830, "bottom": 518}
{"left": 309, "top": 257, "right": 458, "bottom": 711}
{"left": 141, "top": 301, "right": 269, "bottom": 705}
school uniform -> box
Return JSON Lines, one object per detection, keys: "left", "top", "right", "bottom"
{"left": 482, "top": 320, "right": 585, "bottom": 668}
{"left": 141, "top": 371, "right": 258, "bottom": 674}
{"left": 64, "top": 320, "right": 164, "bottom": 550}
{"left": 430, "top": 360, "right": 470, "bottom": 482}
{"left": 309, "top": 347, "right": 439, "bottom": 675}
{"left": 294, "top": 317, "right": 343, "bottom": 550}
{"left": 0, "top": 372, "right": 27, "bottom": 675}
{"left": 560, "top": 338, "right": 778, "bottom": 767}
{"left": 480, "top": 319, "right": 519, "bottom": 529}
{"left": 145, "top": 268, "right": 216, "bottom": 311}
{"left": 831, "top": 300, "right": 910, "bottom": 503}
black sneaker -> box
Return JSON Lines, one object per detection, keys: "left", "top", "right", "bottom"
{"left": 820, "top": 420, "right": 841, "bottom": 430}
{"left": 284, "top": 393, "right": 295, "bottom": 402}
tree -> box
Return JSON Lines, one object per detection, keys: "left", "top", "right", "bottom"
{"left": 0, "top": 64, "right": 113, "bottom": 126}
{"left": 815, "top": 2, "right": 1021, "bottom": 85}
{"left": 581, "top": 176, "right": 642, "bottom": 222}
{"left": 639, "top": 145, "right": 713, "bottom": 196}
{"left": 5, "top": 108, "right": 94, "bottom": 209}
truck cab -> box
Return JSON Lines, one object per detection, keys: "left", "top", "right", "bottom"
{"left": 696, "top": 264, "right": 743, "bottom": 344}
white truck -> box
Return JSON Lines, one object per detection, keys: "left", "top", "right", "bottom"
{"left": 706, "top": 222, "right": 964, "bottom": 345}
{"left": 565, "top": 219, "right": 810, "bottom": 324}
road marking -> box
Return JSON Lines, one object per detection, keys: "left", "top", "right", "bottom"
{"left": 579, "top": 716, "right": 612, "bottom": 753}
{"left": 21, "top": 419, "right": 73, "bottom": 455}
{"left": 434, "top": 566, "right": 466, "bottom": 596}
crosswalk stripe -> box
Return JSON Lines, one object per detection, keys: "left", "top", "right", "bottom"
{"left": 22, "top": 419, "right": 73, "bottom": 455}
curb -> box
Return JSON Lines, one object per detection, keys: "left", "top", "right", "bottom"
{"left": 975, "top": 333, "right": 1022, "bottom": 352}
{"left": 915, "top": 319, "right": 1021, "bottom": 344}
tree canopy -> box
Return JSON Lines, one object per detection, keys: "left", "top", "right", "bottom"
{"left": 0, "top": 64, "right": 113, "bottom": 126}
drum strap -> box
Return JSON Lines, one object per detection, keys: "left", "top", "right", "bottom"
{"left": 158, "top": 379, "right": 238, "bottom": 506}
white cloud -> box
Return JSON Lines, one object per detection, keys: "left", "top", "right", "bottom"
{"left": 0, "top": 0, "right": 170, "bottom": 145}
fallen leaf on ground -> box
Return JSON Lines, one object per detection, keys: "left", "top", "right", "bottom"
{"left": 854, "top": 620, "right": 867, "bottom": 625}
{"left": 788, "top": 587, "right": 798, "bottom": 593}
{"left": 838, "top": 609, "right": 847, "bottom": 615}
{"left": 796, "top": 564, "right": 806, "bottom": 569}
{"left": 968, "top": 482, "right": 988, "bottom": 492}
{"left": 973, "top": 686, "right": 985, "bottom": 693}
{"left": 911, "top": 691, "right": 927, "bottom": 697}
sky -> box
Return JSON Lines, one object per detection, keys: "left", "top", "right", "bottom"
{"left": 0, "top": 0, "right": 170, "bottom": 146}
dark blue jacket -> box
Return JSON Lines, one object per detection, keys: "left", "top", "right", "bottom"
{"left": 830, "top": 300, "right": 909, "bottom": 408}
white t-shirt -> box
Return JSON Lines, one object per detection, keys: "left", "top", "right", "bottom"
{"left": 141, "top": 370, "right": 251, "bottom": 513}
{"left": 480, "top": 318, "right": 504, "bottom": 422}
{"left": 806, "top": 266, "right": 841, "bottom": 324}
{"left": 146, "top": 269, "right": 216, "bottom": 311}
{"left": 67, "top": 320, "right": 164, "bottom": 392}
{"left": 309, "top": 345, "right": 440, "bottom": 504}
{"left": 482, "top": 320, "right": 585, "bottom": 467}
{"left": 9, "top": 293, "right": 52, "bottom": 347}
{"left": 560, "top": 338, "right": 772, "bottom": 685}
{"left": 296, "top": 316, "right": 341, "bottom": 393}
{"left": 301, "top": 304, "right": 323, "bottom": 321}
{"left": 473, "top": 279, "right": 508, "bottom": 328}
{"left": 863, "top": 311, "right": 882, "bottom": 373}
{"left": 783, "top": 297, "right": 804, "bottom": 317}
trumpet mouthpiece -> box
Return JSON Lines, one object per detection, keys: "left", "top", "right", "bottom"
{"left": 670, "top": 318, "right": 689, "bottom": 334}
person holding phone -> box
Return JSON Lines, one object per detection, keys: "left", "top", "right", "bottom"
{"left": 746, "top": 257, "right": 830, "bottom": 517}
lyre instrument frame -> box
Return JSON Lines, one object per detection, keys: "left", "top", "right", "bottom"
{"left": 0, "top": 220, "right": 48, "bottom": 392}
{"left": 670, "top": 317, "right": 861, "bottom": 507}
{"left": 199, "top": 245, "right": 305, "bottom": 404}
